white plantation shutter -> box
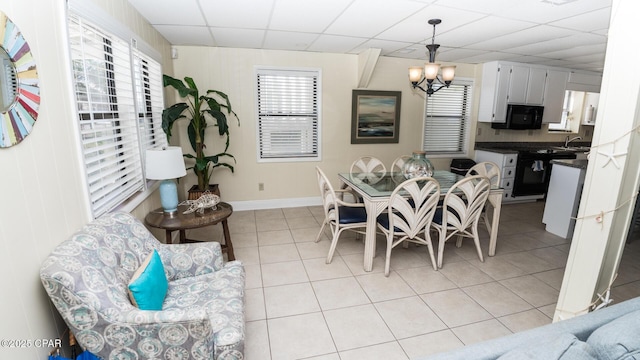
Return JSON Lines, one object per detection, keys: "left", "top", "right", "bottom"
{"left": 133, "top": 49, "right": 167, "bottom": 151}
{"left": 256, "top": 67, "right": 321, "bottom": 161}
{"left": 69, "top": 14, "right": 165, "bottom": 217}
{"left": 423, "top": 79, "right": 473, "bottom": 155}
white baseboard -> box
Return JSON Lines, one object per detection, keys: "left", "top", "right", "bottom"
{"left": 228, "top": 196, "right": 323, "bottom": 211}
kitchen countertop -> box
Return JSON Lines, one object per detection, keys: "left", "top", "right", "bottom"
{"left": 475, "top": 147, "right": 518, "bottom": 154}
{"left": 551, "top": 159, "right": 589, "bottom": 169}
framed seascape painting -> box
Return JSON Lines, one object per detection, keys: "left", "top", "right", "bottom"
{"left": 351, "top": 90, "right": 401, "bottom": 144}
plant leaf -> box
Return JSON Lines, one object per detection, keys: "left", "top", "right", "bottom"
{"left": 163, "top": 75, "right": 196, "bottom": 98}
{"left": 162, "top": 103, "right": 189, "bottom": 139}
{"left": 206, "top": 109, "right": 229, "bottom": 137}
{"left": 207, "top": 90, "right": 240, "bottom": 125}
{"left": 187, "top": 121, "right": 206, "bottom": 153}
{"left": 184, "top": 77, "right": 199, "bottom": 100}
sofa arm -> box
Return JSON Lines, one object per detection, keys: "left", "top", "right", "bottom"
{"left": 157, "top": 241, "right": 225, "bottom": 280}
{"left": 73, "top": 308, "right": 215, "bottom": 359}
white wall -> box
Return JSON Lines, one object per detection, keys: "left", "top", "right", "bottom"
{"left": 0, "top": 0, "right": 171, "bottom": 357}
{"left": 170, "top": 46, "right": 478, "bottom": 205}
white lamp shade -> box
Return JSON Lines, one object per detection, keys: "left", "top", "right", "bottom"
{"left": 424, "top": 63, "right": 440, "bottom": 80}
{"left": 441, "top": 65, "right": 456, "bottom": 82}
{"left": 408, "top": 66, "right": 423, "bottom": 82}
{"left": 146, "top": 146, "right": 187, "bottom": 180}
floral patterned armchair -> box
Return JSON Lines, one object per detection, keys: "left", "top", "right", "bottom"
{"left": 40, "top": 211, "right": 245, "bottom": 359}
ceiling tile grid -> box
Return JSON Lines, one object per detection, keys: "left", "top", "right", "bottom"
{"left": 127, "top": 0, "right": 612, "bottom": 71}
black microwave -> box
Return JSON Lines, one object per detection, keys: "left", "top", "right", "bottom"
{"left": 491, "top": 104, "right": 544, "bottom": 130}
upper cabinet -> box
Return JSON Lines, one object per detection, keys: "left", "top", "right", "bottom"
{"left": 478, "top": 62, "right": 548, "bottom": 123}
{"left": 478, "top": 61, "right": 601, "bottom": 124}
{"left": 542, "top": 70, "right": 570, "bottom": 124}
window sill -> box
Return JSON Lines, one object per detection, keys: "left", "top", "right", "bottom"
{"left": 113, "top": 181, "right": 160, "bottom": 214}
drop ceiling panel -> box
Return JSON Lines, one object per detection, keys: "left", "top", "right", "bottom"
{"left": 128, "top": 0, "right": 206, "bottom": 25}
{"left": 269, "top": 0, "right": 352, "bottom": 32}
{"left": 153, "top": 25, "right": 214, "bottom": 46}
{"left": 494, "top": 0, "right": 610, "bottom": 23}
{"left": 549, "top": 8, "right": 611, "bottom": 32}
{"left": 199, "top": 0, "right": 274, "bottom": 28}
{"left": 307, "top": 35, "right": 368, "bottom": 54}
{"left": 263, "top": 31, "right": 321, "bottom": 51}
{"left": 325, "top": 0, "right": 426, "bottom": 38}
{"left": 127, "top": 0, "right": 612, "bottom": 71}
{"left": 435, "top": 16, "right": 536, "bottom": 48}
{"left": 465, "top": 26, "right": 578, "bottom": 51}
{"left": 377, "top": 4, "right": 487, "bottom": 43}
{"left": 210, "top": 28, "right": 265, "bottom": 49}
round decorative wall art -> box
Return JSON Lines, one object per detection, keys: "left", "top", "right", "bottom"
{"left": 0, "top": 11, "right": 39, "bottom": 148}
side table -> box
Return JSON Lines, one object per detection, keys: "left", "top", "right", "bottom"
{"left": 145, "top": 202, "right": 235, "bottom": 261}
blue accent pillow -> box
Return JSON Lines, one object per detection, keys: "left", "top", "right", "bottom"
{"left": 127, "top": 249, "right": 168, "bottom": 310}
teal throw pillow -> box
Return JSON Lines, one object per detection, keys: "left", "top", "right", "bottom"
{"left": 127, "top": 249, "right": 168, "bottom": 310}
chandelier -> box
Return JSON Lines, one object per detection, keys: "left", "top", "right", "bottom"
{"left": 408, "top": 19, "right": 456, "bottom": 96}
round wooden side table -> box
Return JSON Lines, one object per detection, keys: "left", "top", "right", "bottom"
{"left": 145, "top": 202, "right": 235, "bottom": 261}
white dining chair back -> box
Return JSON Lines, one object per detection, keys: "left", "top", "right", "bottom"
{"left": 350, "top": 156, "right": 387, "bottom": 184}
{"left": 391, "top": 155, "right": 411, "bottom": 174}
{"left": 377, "top": 177, "right": 440, "bottom": 276}
{"left": 315, "top": 167, "right": 368, "bottom": 264}
{"left": 466, "top": 161, "right": 501, "bottom": 187}
{"left": 432, "top": 175, "right": 491, "bottom": 268}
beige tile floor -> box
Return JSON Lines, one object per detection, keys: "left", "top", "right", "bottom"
{"left": 188, "top": 201, "right": 640, "bottom": 360}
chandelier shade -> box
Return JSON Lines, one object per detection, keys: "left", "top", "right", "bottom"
{"left": 409, "top": 19, "right": 455, "bottom": 96}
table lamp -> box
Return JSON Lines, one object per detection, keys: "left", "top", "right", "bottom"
{"left": 146, "top": 146, "right": 187, "bottom": 213}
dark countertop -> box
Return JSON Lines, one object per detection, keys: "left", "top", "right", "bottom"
{"left": 475, "top": 147, "right": 518, "bottom": 154}
{"left": 475, "top": 141, "right": 591, "bottom": 151}
{"left": 551, "top": 159, "right": 589, "bottom": 169}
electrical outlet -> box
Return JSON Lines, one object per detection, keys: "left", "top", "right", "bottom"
{"left": 528, "top": 130, "right": 534, "bottom": 136}
{"left": 477, "top": 127, "right": 482, "bottom": 136}
{"left": 495, "top": 129, "right": 501, "bottom": 135}
{"left": 258, "top": 183, "right": 264, "bottom": 191}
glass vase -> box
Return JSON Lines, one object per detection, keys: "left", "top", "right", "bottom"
{"left": 402, "top": 151, "right": 434, "bottom": 179}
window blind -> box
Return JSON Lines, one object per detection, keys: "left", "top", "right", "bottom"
{"left": 256, "top": 68, "right": 320, "bottom": 161}
{"left": 133, "top": 49, "right": 167, "bottom": 152}
{"left": 423, "top": 80, "right": 473, "bottom": 155}
{"left": 69, "top": 14, "right": 145, "bottom": 217}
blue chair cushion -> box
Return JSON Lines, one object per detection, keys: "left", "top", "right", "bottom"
{"left": 433, "top": 208, "right": 444, "bottom": 225}
{"left": 338, "top": 206, "right": 367, "bottom": 224}
{"left": 376, "top": 213, "right": 405, "bottom": 232}
{"left": 433, "top": 207, "right": 461, "bottom": 226}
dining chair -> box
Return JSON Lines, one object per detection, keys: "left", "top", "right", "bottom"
{"left": 349, "top": 156, "right": 387, "bottom": 184}
{"left": 376, "top": 177, "right": 441, "bottom": 276}
{"left": 315, "top": 166, "right": 368, "bottom": 264}
{"left": 431, "top": 175, "right": 491, "bottom": 268}
{"left": 391, "top": 155, "right": 411, "bottom": 174}
{"left": 466, "top": 161, "right": 501, "bottom": 187}
{"left": 466, "top": 161, "right": 500, "bottom": 229}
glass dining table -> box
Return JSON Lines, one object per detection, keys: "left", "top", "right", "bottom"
{"left": 338, "top": 170, "right": 504, "bottom": 272}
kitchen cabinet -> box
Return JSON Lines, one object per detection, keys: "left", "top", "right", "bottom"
{"left": 478, "top": 62, "right": 547, "bottom": 123}
{"left": 474, "top": 150, "right": 517, "bottom": 202}
{"left": 542, "top": 70, "right": 569, "bottom": 124}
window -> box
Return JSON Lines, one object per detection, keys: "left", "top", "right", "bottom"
{"left": 69, "top": 14, "right": 166, "bottom": 217}
{"left": 256, "top": 67, "right": 321, "bottom": 162}
{"left": 422, "top": 79, "right": 473, "bottom": 156}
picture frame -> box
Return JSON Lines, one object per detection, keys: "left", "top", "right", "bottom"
{"left": 351, "top": 90, "right": 401, "bottom": 144}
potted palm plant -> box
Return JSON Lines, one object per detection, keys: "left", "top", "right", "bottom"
{"left": 162, "top": 75, "right": 239, "bottom": 198}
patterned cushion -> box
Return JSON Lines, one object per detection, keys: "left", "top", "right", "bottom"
{"left": 40, "top": 211, "right": 246, "bottom": 360}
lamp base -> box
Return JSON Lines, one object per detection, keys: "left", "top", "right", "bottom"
{"left": 159, "top": 179, "right": 179, "bottom": 213}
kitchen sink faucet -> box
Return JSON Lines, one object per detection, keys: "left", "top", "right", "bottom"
{"left": 565, "top": 136, "right": 582, "bottom": 147}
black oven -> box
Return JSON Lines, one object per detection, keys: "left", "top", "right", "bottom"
{"left": 513, "top": 150, "right": 576, "bottom": 197}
